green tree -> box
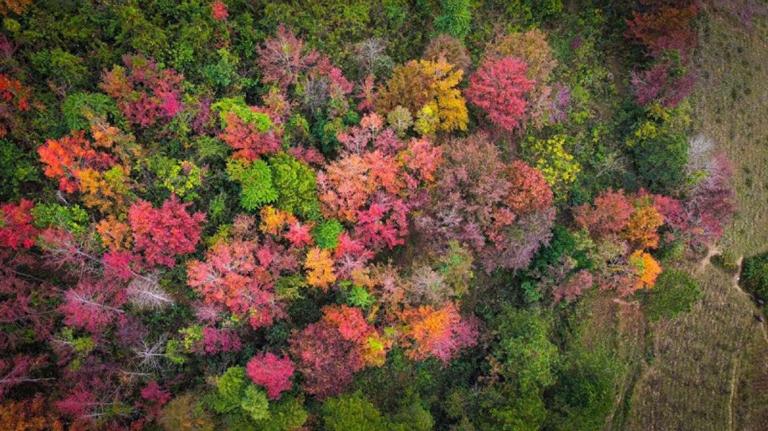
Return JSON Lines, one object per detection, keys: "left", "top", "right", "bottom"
{"left": 434, "top": 0, "right": 472, "bottom": 41}
{"left": 322, "top": 392, "right": 388, "bottom": 431}
{"left": 269, "top": 152, "right": 321, "bottom": 219}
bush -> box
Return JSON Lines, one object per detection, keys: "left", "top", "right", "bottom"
{"left": 741, "top": 253, "right": 768, "bottom": 314}
{"left": 626, "top": 103, "right": 691, "bottom": 194}
{"left": 642, "top": 269, "right": 702, "bottom": 322}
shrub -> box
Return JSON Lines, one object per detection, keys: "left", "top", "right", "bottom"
{"left": 741, "top": 253, "right": 768, "bottom": 314}
{"left": 626, "top": 103, "right": 691, "bottom": 194}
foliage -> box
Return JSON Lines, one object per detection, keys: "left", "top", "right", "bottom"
{"left": 0, "top": 198, "right": 38, "bottom": 249}
{"left": 322, "top": 392, "right": 388, "bottom": 431}
{"left": 312, "top": 219, "right": 344, "bottom": 249}
{"left": 626, "top": 102, "right": 691, "bottom": 194}
{"left": 467, "top": 57, "right": 534, "bottom": 132}
{"left": 399, "top": 302, "right": 478, "bottom": 363}
{"left": 30, "top": 202, "right": 88, "bottom": 236}
{"left": 522, "top": 134, "right": 581, "bottom": 197}
{"left": 423, "top": 34, "right": 471, "bottom": 75}
{"left": 128, "top": 196, "right": 205, "bottom": 267}
{"left": 642, "top": 269, "right": 702, "bottom": 322}
{"left": 226, "top": 158, "right": 278, "bottom": 211}
{"left": 208, "top": 366, "right": 270, "bottom": 422}
{"left": 159, "top": 393, "right": 214, "bottom": 431}
{"left": 61, "top": 92, "right": 121, "bottom": 131}
{"left": 434, "top": 0, "right": 472, "bottom": 41}
{"left": 0, "top": 140, "right": 37, "bottom": 200}
{"left": 0, "top": 396, "right": 63, "bottom": 431}
{"left": 417, "top": 133, "right": 555, "bottom": 272}
{"left": 100, "top": 54, "right": 184, "bottom": 127}
{"left": 246, "top": 352, "right": 295, "bottom": 400}
{"left": 484, "top": 29, "right": 558, "bottom": 129}
{"left": 0, "top": 5, "right": 727, "bottom": 429}
{"left": 741, "top": 253, "right": 768, "bottom": 314}
{"left": 187, "top": 240, "right": 286, "bottom": 329}
{"left": 377, "top": 59, "right": 468, "bottom": 134}
{"left": 269, "top": 152, "right": 321, "bottom": 220}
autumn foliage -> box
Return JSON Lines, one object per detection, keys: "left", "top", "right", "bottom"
{"left": 129, "top": 196, "right": 205, "bottom": 267}
{"left": 466, "top": 57, "right": 534, "bottom": 131}
{"left": 0, "top": 9, "right": 732, "bottom": 430}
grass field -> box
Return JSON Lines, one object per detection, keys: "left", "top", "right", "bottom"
{"left": 582, "top": 3, "right": 768, "bottom": 430}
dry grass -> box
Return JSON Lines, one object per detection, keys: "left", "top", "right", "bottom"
{"left": 618, "top": 4, "right": 768, "bottom": 430}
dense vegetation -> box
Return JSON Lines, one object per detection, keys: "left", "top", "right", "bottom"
{"left": 0, "top": 0, "right": 741, "bottom": 429}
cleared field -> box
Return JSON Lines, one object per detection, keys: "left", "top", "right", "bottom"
{"left": 620, "top": 4, "right": 768, "bottom": 430}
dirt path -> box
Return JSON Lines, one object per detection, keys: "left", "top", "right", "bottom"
{"left": 697, "top": 244, "right": 722, "bottom": 273}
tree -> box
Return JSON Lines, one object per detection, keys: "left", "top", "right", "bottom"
{"left": 626, "top": 103, "right": 690, "bottom": 194}
{"left": 423, "top": 34, "right": 471, "bottom": 75}
{"left": 211, "top": 0, "right": 228, "bottom": 21}
{"left": 573, "top": 189, "right": 634, "bottom": 237}
{"left": 0, "top": 396, "right": 64, "bottom": 431}
{"left": 304, "top": 247, "right": 336, "bottom": 290}
{"left": 415, "top": 133, "right": 555, "bottom": 272}
{"left": 213, "top": 98, "right": 280, "bottom": 161}
{"left": 187, "top": 240, "right": 286, "bottom": 329}
{"left": 158, "top": 393, "right": 215, "bottom": 431}
{"left": 312, "top": 219, "right": 344, "bottom": 249}
{"left": 625, "top": 1, "right": 699, "bottom": 58}
{"left": 322, "top": 392, "right": 388, "bottom": 431}
{"left": 466, "top": 57, "right": 534, "bottom": 132}
{"left": 434, "top": 0, "right": 472, "bottom": 41}
{"left": 522, "top": 134, "right": 580, "bottom": 196}
{"left": 226, "top": 158, "right": 278, "bottom": 211}
{"left": 269, "top": 152, "right": 322, "bottom": 220}
{"left": 628, "top": 250, "right": 662, "bottom": 292}
{"left": 399, "top": 302, "right": 478, "bottom": 363}
{"left": 37, "top": 131, "right": 114, "bottom": 194}
{"left": 478, "top": 307, "right": 558, "bottom": 431}
{"left": 506, "top": 160, "right": 553, "bottom": 215}
{"left": 685, "top": 152, "right": 735, "bottom": 245}
{"left": 246, "top": 352, "right": 295, "bottom": 399}
{"left": 623, "top": 203, "right": 664, "bottom": 249}
{"left": 60, "top": 279, "right": 126, "bottom": 335}
{"left": 128, "top": 196, "right": 205, "bottom": 267}
{"left": 289, "top": 306, "right": 377, "bottom": 398}
{"left": 100, "top": 55, "right": 184, "bottom": 127}
{"left": 553, "top": 270, "right": 593, "bottom": 303}
{"left": 208, "top": 367, "right": 270, "bottom": 423}
{"left": 0, "top": 199, "right": 38, "bottom": 249}
{"left": 377, "top": 59, "right": 468, "bottom": 133}
{"left": 484, "top": 29, "right": 558, "bottom": 128}
{"left": 0, "top": 74, "right": 30, "bottom": 138}
{"left": 631, "top": 58, "right": 696, "bottom": 108}
{"left": 256, "top": 24, "right": 320, "bottom": 90}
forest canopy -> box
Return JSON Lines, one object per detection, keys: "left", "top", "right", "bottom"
{"left": 0, "top": 0, "right": 742, "bottom": 430}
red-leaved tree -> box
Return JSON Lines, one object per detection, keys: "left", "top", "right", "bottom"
{"left": 246, "top": 352, "right": 295, "bottom": 399}
{"left": 128, "top": 196, "right": 205, "bottom": 267}
{"left": 466, "top": 57, "right": 535, "bottom": 132}
{"left": 0, "top": 199, "right": 38, "bottom": 249}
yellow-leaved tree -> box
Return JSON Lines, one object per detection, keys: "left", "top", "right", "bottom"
{"left": 377, "top": 59, "right": 467, "bottom": 134}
